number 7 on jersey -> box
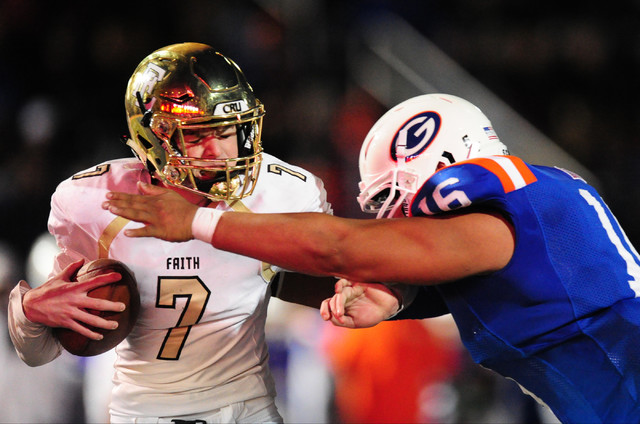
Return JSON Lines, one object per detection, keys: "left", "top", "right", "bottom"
{"left": 156, "top": 276, "right": 211, "bottom": 360}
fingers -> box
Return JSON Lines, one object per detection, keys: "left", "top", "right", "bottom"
{"left": 77, "top": 271, "right": 122, "bottom": 290}
{"left": 137, "top": 181, "right": 169, "bottom": 195}
{"left": 85, "top": 297, "right": 126, "bottom": 313}
{"left": 68, "top": 294, "right": 126, "bottom": 341}
{"left": 103, "top": 183, "right": 197, "bottom": 242}
{"left": 329, "top": 315, "right": 351, "bottom": 328}
{"left": 104, "top": 181, "right": 169, "bottom": 207}
{"left": 102, "top": 199, "right": 153, "bottom": 223}
{"left": 102, "top": 199, "right": 159, "bottom": 239}
{"left": 334, "top": 278, "right": 352, "bottom": 293}
{"left": 123, "top": 226, "right": 156, "bottom": 238}
{"left": 102, "top": 186, "right": 169, "bottom": 238}
{"left": 104, "top": 190, "right": 140, "bottom": 203}
{"left": 65, "top": 320, "right": 106, "bottom": 341}
{"left": 75, "top": 308, "right": 119, "bottom": 330}
{"left": 53, "top": 301, "right": 122, "bottom": 340}
{"left": 332, "top": 292, "right": 345, "bottom": 317}
{"left": 323, "top": 281, "right": 359, "bottom": 318}
{"left": 61, "top": 258, "right": 86, "bottom": 281}
{"left": 103, "top": 188, "right": 157, "bottom": 221}
{"left": 320, "top": 299, "right": 348, "bottom": 327}
{"left": 66, "top": 314, "right": 118, "bottom": 340}
{"left": 319, "top": 292, "right": 347, "bottom": 321}
{"left": 76, "top": 272, "right": 127, "bottom": 314}
{"left": 320, "top": 298, "right": 331, "bottom": 321}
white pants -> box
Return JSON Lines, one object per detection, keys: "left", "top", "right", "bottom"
{"left": 110, "top": 396, "right": 283, "bottom": 424}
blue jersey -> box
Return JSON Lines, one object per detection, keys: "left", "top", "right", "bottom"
{"left": 397, "top": 155, "right": 640, "bottom": 423}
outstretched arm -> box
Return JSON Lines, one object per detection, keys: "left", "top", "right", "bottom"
{"left": 104, "top": 182, "right": 514, "bottom": 286}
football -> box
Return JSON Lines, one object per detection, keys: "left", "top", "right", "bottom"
{"left": 53, "top": 258, "right": 141, "bottom": 356}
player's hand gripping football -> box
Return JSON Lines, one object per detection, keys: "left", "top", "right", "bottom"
{"left": 320, "top": 279, "right": 401, "bottom": 328}
{"left": 22, "top": 259, "right": 125, "bottom": 340}
{"left": 103, "top": 181, "right": 198, "bottom": 242}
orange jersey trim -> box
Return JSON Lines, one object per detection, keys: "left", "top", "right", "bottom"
{"left": 457, "top": 156, "right": 537, "bottom": 193}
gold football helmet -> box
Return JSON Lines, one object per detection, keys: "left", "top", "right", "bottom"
{"left": 124, "top": 42, "right": 265, "bottom": 201}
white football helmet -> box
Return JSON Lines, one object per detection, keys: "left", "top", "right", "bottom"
{"left": 357, "top": 93, "right": 509, "bottom": 218}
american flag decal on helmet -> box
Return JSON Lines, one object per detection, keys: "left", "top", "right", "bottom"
{"left": 483, "top": 126, "right": 500, "bottom": 140}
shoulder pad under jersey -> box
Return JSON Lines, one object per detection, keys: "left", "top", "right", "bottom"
{"left": 410, "top": 156, "right": 537, "bottom": 216}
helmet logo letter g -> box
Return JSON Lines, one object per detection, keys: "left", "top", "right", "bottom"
{"left": 392, "top": 112, "right": 441, "bottom": 162}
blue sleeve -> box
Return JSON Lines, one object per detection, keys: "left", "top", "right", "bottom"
{"left": 409, "top": 161, "right": 508, "bottom": 217}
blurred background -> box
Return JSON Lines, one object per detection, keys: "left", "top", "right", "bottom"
{"left": 0, "top": 0, "right": 638, "bottom": 422}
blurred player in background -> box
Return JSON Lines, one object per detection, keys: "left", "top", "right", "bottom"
{"left": 105, "top": 93, "right": 640, "bottom": 423}
{"left": 8, "top": 42, "right": 334, "bottom": 423}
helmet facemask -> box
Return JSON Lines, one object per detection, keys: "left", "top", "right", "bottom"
{"left": 158, "top": 113, "right": 263, "bottom": 200}
{"left": 358, "top": 165, "right": 419, "bottom": 219}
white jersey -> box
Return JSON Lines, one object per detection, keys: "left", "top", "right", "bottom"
{"left": 10, "top": 154, "right": 331, "bottom": 417}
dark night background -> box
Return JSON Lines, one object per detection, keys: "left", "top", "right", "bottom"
{"left": 0, "top": 1, "right": 638, "bottom": 422}
{"left": 2, "top": 1, "right": 639, "bottom": 264}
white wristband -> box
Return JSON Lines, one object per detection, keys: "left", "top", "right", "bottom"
{"left": 191, "top": 208, "right": 224, "bottom": 243}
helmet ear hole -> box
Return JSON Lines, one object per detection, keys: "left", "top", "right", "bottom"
{"left": 145, "top": 160, "right": 155, "bottom": 174}
{"left": 237, "top": 123, "right": 252, "bottom": 155}
{"left": 137, "top": 134, "right": 153, "bottom": 150}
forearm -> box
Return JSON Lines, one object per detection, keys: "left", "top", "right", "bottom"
{"left": 211, "top": 211, "right": 459, "bottom": 285}
{"left": 208, "top": 209, "right": 513, "bottom": 285}
{"left": 212, "top": 211, "right": 371, "bottom": 280}
{"left": 7, "top": 281, "right": 63, "bottom": 367}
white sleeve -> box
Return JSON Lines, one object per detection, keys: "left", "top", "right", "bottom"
{"left": 7, "top": 280, "right": 63, "bottom": 367}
